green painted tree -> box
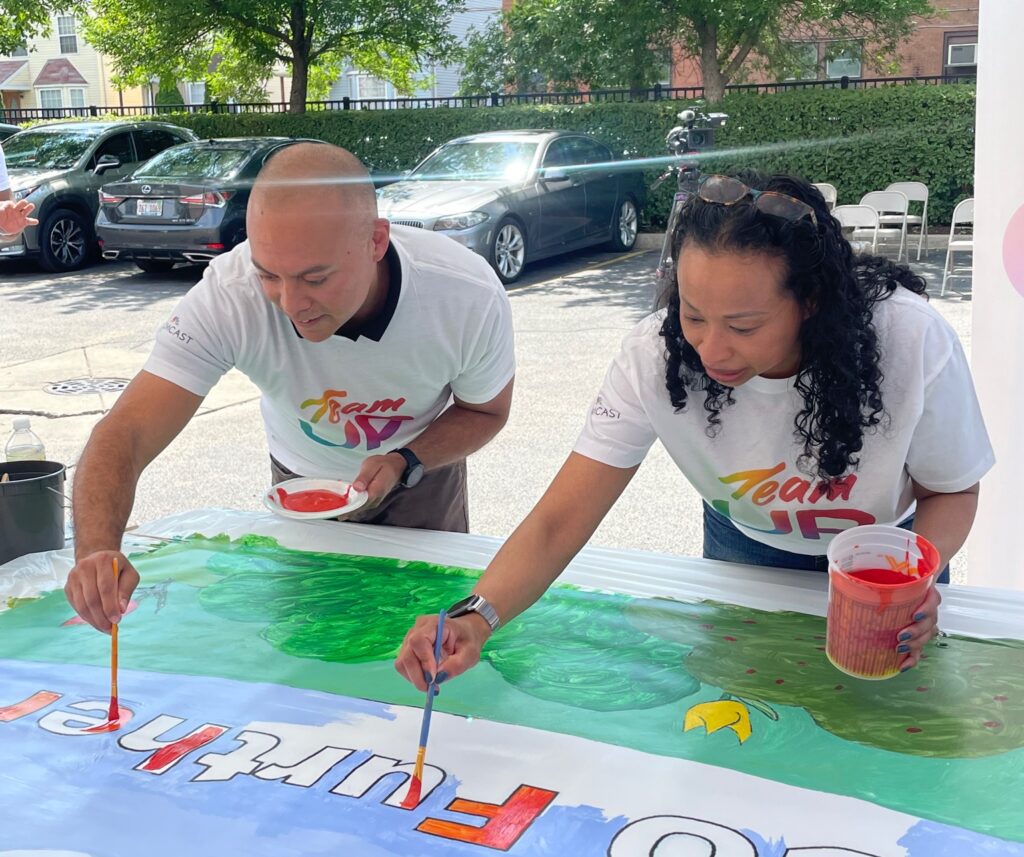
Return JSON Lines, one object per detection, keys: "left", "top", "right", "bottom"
{"left": 82, "top": 0, "right": 464, "bottom": 113}
{"left": 627, "top": 598, "right": 1024, "bottom": 759}
{"left": 463, "top": 0, "right": 933, "bottom": 101}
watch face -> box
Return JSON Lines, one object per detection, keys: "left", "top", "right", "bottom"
{"left": 447, "top": 595, "right": 476, "bottom": 617}
{"left": 404, "top": 464, "right": 425, "bottom": 488}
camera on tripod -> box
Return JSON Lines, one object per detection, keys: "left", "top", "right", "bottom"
{"left": 665, "top": 106, "right": 728, "bottom": 156}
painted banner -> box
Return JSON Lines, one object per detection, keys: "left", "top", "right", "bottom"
{"left": 1, "top": 533, "right": 1022, "bottom": 855}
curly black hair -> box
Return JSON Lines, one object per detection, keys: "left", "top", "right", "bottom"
{"left": 657, "top": 170, "right": 927, "bottom": 483}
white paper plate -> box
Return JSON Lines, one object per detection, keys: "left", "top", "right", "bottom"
{"left": 262, "top": 477, "right": 369, "bottom": 520}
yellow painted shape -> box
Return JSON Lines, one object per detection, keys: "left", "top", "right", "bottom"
{"left": 683, "top": 700, "right": 753, "bottom": 744}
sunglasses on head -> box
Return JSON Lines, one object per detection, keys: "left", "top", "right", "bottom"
{"left": 697, "top": 175, "right": 818, "bottom": 227}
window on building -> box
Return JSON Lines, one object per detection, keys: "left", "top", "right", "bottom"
{"left": 12, "top": 44, "right": 28, "bottom": 57}
{"left": 57, "top": 15, "right": 78, "bottom": 54}
{"left": 69, "top": 88, "right": 86, "bottom": 108}
{"left": 654, "top": 48, "right": 673, "bottom": 88}
{"left": 944, "top": 32, "right": 978, "bottom": 77}
{"left": 825, "top": 43, "right": 862, "bottom": 79}
{"left": 187, "top": 82, "right": 206, "bottom": 104}
{"left": 784, "top": 43, "right": 820, "bottom": 81}
{"left": 354, "top": 75, "right": 388, "bottom": 100}
{"left": 38, "top": 89, "right": 63, "bottom": 109}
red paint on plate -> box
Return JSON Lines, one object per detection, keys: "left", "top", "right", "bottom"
{"left": 276, "top": 486, "right": 350, "bottom": 513}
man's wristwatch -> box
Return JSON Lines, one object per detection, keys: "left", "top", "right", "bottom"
{"left": 447, "top": 594, "right": 500, "bottom": 633}
{"left": 389, "top": 447, "right": 425, "bottom": 488}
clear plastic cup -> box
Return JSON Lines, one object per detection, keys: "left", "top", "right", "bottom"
{"left": 825, "top": 525, "right": 940, "bottom": 680}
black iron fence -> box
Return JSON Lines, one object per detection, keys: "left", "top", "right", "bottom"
{"left": 0, "top": 73, "right": 976, "bottom": 123}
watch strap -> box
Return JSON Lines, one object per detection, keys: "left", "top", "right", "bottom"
{"left": 390, "top": 447, "right": 422, "bottom": 487}
{"left": 448, "top": 594, "right": 500, "bottom": 633}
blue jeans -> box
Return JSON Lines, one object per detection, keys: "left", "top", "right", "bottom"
{"left": 702, "top": 502, "right": 951, "bottom": 583}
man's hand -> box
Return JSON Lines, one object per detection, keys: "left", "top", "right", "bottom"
{"left": 342, "top": 452, "right": 406, "bottom": 515}
{"left": 0, "top": 199, "right": 38, "bottom": 237}
{"left": 64, "top": 550, "right": 140, "bottom": 634}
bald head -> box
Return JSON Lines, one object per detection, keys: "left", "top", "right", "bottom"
{"left": 250, "top": 143, "right": 378, "bottom": 224}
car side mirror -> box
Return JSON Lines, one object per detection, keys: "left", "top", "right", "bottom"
{"left": 541, "top": 167, "right": 570, "bottom": 183}
{"left": 94, "top": 154, "right": 121, "bottom": 175}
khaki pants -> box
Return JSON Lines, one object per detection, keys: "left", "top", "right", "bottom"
{"left": 270, "top": 456, "right": 469, "bottom": 533}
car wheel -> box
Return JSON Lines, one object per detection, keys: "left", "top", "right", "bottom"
{"left": 39, "top": 208, "right": 95, "bottom": 273}
{"left": 135, "top": 259, "right": 177, "bottom": 274}
{"left": 490, "top": 218, "right": 527, "bottom": 284}
{"left": 608, "top": 197, "right": 639, "bottom": 252}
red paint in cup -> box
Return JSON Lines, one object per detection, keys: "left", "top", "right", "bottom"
{"left": 825, "top": 525, "right": 940, "bottom": 680}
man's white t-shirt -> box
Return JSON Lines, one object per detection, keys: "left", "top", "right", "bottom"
{"left": 145, "top": 225, "right": 515, "bottom": 480}
{"left": 575, "top": 288, "right": 994, "bottom": 555}
{"left": 0, "top": 145, "right": 9, "bottom": 193}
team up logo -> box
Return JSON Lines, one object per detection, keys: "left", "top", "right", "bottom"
{"left": 712, "top": 461, "right": 876, "bottom": 541}
{"left": 163, "top": 315, "right": 194, "bottom": 345}
{"left": 299, "top": 388, "right": 413, "bottom": 451}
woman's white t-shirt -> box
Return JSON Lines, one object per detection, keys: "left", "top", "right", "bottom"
{"left": 575, "top": 289, "right": 994, "bottom": 555}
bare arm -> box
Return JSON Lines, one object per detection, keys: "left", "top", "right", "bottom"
{"left": 896, "top": 480, "right": 980, "bottom": 671}
{"left": 395, "top": 452, "right": 638, "bottom": 689}
{"left": 911, "top": 480, "right": 979, "bottom": 571}
{"left": 66, "top": 371, "right": 203, "bottom": 631}
{"left": 408, "top": 378, "right": 514, "bottom": 471}
{"left": 352, "top": 377, "right": 515, "bottom": 502}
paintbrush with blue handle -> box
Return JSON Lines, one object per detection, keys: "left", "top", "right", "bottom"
{"left": 400, "top": 609, "right": 447, "bottom": 808}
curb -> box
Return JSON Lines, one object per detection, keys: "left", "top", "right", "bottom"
{"left": 636, "top": 233, "right": 666, "bottom": 251}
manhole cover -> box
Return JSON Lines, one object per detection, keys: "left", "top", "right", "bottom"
{"left": 44, "top": 377, "right": 131, "bottom": 396}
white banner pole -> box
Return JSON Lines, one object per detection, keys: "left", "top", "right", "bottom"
{"left": 968, "top": 2, "right": 1024, "bottom": 588}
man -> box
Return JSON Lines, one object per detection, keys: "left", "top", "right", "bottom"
{"left": 65, "top": 143, "right": 516, "bottom": 632}
{"left": 0, "top": 140, "right": 37, "bottom": 236}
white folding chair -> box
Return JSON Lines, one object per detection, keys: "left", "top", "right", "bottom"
{"left": 833, "top": 204, "right": 879, "bottom": 254}
{"left": 885, "top": 181, "right": 929, "bottom": 261}
{"left": 813, "top": 182, "right": 837, "bottom": 211}
{"left": 941, "top": 197, "right": 974, "bottom": 296}
{"left": 859, "top": 191, "right": 909, "bottom": 261}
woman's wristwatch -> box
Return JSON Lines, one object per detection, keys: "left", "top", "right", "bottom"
{"left": 446, "top": 594, "right": 500, "bottom": 633}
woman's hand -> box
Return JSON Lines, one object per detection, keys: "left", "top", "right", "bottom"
{"left": 896, "top": 586, "right": 941, "bottom": 671}
{"left": 394, "top": 613, "right": 491, "bottom": 691}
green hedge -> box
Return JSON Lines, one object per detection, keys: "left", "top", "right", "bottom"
{"left": 154, "top": 84, "right": 975, "bottom": 227}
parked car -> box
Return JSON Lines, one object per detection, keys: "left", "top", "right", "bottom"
{"left": 97, "top": 136, "right": 321, "bottom": 274}
{"left": 0, "top": 122, "right": 20, "bottom": 141}
{"left": 0, "top": 121, "right": 196, "bottom": 272}
{"left": 376, "top": 129, "right": 646, "bottom": 283}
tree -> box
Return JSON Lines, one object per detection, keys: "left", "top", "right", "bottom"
{"left": 460, "top": 0, "right": 670, "bottom": 94}
{"left": 465, "top": 0, "right": 933, "bottom": 102}
{"left": 0, "top": 0, "right": 81, "bottom": 56}
{"left": 83, "top": 0, "right": 465, "bottom": 113}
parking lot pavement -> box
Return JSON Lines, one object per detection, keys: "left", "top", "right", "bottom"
{"left": 1, "top": 239, "right": 972, "bottom": 580}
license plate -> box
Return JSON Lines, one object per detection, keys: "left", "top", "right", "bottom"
{"left": 137, "top": 199, "right": 163, "bottom": 217}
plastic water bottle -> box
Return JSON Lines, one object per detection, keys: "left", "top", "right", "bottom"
{"left": 5, "top": 417, "right": 46, "bottom": 462}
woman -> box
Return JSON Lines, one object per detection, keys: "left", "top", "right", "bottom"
{"left": 395, "top": 171, "right": 993, "bottom": 688}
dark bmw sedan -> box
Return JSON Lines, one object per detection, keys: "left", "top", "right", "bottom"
{"left": 376, "top": 129, "right": 647, "bottom": 283}
{"left": 96, "top": 136, "right": 319, "bottom": 273}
